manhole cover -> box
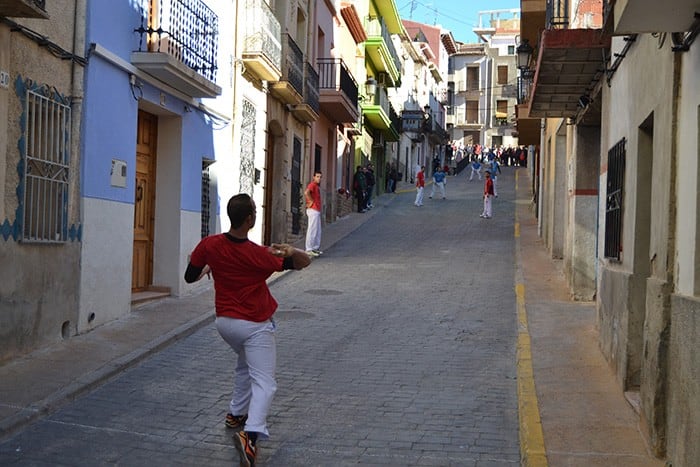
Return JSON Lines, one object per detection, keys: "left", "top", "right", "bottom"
{"left": 303, "top": 289, "right": 343, "bottom": 296}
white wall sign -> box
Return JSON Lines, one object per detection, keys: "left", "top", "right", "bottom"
{"left": 0, "top": 71, "right": 10, "bottom": 89}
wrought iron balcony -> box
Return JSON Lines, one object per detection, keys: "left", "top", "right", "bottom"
{"left": 386, "top": 104, "right": 400, "bottom": 142}
{"left": 132, "top": 0, "right": 221, "bottom": 98}
{"left": 0, "top": 0, "right": 47, "bottom": 18}
{"left": 241, "top": 0, "right": 281, "bottom": 82}
{"left": 270, "top": 33, "right": 303, "bottom": 105}
{"left": 364, "top": 16, "right": 402, "bottom": 87}
{"left": 546, "top": 0, "right": 570, "bottom": 29}
{"left": 291, "top": 62, "right": 319, "bottom": 123}
{"left": 361, "top": 85, "right": 391, "bottom": 131}
{"left": 317, "top": 58, "right": 359, "bottom": 124}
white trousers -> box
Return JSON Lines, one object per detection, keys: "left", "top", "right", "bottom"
{"left": 430, "top": 181, "right": 446, "bottom": 198}
{"left": 414, "top": 186, "right": 424, "bottom": 206}
{"left": 469, "top": 167, "right": 481, "bottom": 180}
{"left": 482, "top": 194, "right": 493, "bottom": 217}
{"left": 216, "top": 317, "right": 277, "bottom": 440}
{"left": 305, "top": 208, "right": 322, "bottom": 251}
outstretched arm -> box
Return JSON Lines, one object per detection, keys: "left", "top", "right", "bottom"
{"left": 270, "top": 243, "right": 312, "bottom": 270}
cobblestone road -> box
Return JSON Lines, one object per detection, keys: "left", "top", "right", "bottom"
{"left": 0, "top": 168, "right": 520, "bottom": 466}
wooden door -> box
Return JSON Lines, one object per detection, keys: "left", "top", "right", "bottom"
{"left": 132, "top": 110, "right": 157, "bottom": 291}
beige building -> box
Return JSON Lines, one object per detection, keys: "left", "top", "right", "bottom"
{"left": 448, "top": 10, "right": 521, "bottom": 150}
{"left": 518, "top": 0, "right": 700, "bottom": 465}
{"left": 0, "top": 1, "right": 85, "bottom": 360}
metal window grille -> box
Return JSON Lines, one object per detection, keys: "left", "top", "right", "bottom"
{"left": 604, "top": 138, "right": 626, "bottom": 260}
{"left": 239, "top": 99, "right": 255, "bottom": 196}
{"left": 201, "top": 160, "right": 212, "bottom": 238}
{"left": 22, "top": 88, "right": 71, "bottom": 243}
{"left": 291, "top": 137, "right": 302, "bottom": 235}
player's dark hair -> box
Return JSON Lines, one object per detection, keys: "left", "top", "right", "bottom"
{"left": 227, "top": 194, "right": 254, "bottom": 228}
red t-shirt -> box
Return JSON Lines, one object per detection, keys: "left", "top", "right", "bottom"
{"left": 416, "top": 171, "right": 425, "bottom": 188}
{"left": 484, "top": 178, "right": 494, "bottom": 196}
{"left": 189, "top": 234, "right": 284, "bottom": 322}
{"left": 306, "top": 181, "right": 321, "bottom": 211}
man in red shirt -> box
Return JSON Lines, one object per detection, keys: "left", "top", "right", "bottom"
{"left": 480, "top": 170, "right": 494, "bottom": 219}
{"left": 414, "top": 165, "right": 425, "bottom": 206}
{"left": 185, "top": 193, "right": 311, "bottom": 467}
{"left": 304, "top": 171, "right": 323, "bottom": 257}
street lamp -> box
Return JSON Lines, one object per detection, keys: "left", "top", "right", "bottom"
{"left": 365, "top": 78, "right": 377, "bottom": 100}
{"left": 516, "top": 39, "right": 534, "bottom": 70}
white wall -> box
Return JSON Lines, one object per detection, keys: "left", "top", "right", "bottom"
{"left": 79, "top": 198, "right": 134, "bottom": 331}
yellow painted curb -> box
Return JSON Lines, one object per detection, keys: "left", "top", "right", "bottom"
{"left": 515, "top": 169, "right": 548, "bottom": 466}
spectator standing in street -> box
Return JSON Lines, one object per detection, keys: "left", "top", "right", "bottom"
{"left": 430, "top": 165, "right": 447, "bottom": 199}
{"left": 364, "top": 164, "right": 375, "bottom": 209}
{"left": 490, "top": 158, "right": 502, "bottom": 197}
{"left": 469, "top": 159, "right": 482, "bottom": 181}
{"left": 353, "top": 165, "right": 367, "bottom": 213}
{"left": 304, "top": 171, "right": 323, "bottom": 257}
{"left": 184, "top": 193, "right": 311, "bottom": 467}
{"left": 387, "top": 163, "right": 398, "bottom": 193}
{"left": 480, "top": 170, "right": 494, "bottom": 219}
{"left": 414, "top": 165, "right": 425, "bottom": 206}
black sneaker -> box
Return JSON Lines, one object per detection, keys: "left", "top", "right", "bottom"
{"left": 233, "top": 431, "right": 256, "bottom": 467}
{"left": 225, "top": 413, "right": 248, "bottom": 429}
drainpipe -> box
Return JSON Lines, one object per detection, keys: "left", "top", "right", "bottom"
{"left": 71, "top": 0, "right": 86, "bottom": 219}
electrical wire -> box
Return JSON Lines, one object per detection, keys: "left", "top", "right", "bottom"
{"left": 1, "top": 17, "right": 88, "bottom": 66}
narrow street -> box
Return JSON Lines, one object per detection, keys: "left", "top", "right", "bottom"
{"left": 0, "top": 168, "right": 521, "bottom": 465}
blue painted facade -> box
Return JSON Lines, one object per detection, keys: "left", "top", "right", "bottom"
{"left": 77, "top": 0, "right": 227, "bottom": 330}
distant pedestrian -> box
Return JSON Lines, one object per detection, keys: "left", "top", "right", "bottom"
{"left": 304, "top": 171, "right": 323, "bottom": 257}
{"left": 480, "top": 170, "right": 494, "bottom": 219}
{"left": 388, "top": 164, "right": 398, "bottom": 193}
{"left": 490, "top": 159, "right": 501, "bottom": 197}
{"left": 430, "top": 165, "right": 446, "bottom": 199}
{"left": 184, "top": 193, "right": 311, "bottom": 467}
{"left": 353, "top": 165, "right": 367, "bottom": 213}
{"left": 364, "top": 164, "right": 375, "bottom": 209}
{"left": 469, "top": 159, "right": 482, "bottom": 181}
{"left": 414, "top": 165, "right": 425, "bottom": 206}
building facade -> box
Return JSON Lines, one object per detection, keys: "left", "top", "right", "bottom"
{"left": 1, "top": 0, "right": 85, "bottom": 360}
{"left": 518, "top": 0, "right": 700, "bottom": 464}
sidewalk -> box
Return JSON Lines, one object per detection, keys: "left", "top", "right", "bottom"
{"left": 0, "top": 174, "right": 662, "bottom": 466}
{"left": 513, "top": 169, "right": 662, "bottom": 466}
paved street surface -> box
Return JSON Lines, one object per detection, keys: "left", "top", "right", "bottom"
{"left": 1, "top": 168, "right": 519, "bottom": 466}
{"left": 0, "top": 166, "right": 662, "bottom": 466}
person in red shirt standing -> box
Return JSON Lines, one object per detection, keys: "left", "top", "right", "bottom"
{"left": 185, "top": 193, "right": 311, "bottom": 467}
{"left": 480, "top": 170, "right": 494, "bottom": 219}
{"left": 304, "top": 171, "right": 323, "bottom": 257}
{"left": 414, "top": 165, "right": 425, "bottom": 207}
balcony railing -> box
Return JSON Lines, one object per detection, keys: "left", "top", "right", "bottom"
{"left": 134, "top": 0, "right": 218, "bottom": 82}
{"left": 546, "top": 0, "right": 570, "bottom": 29}
{"left": 317, "top": 58, "right": 358, "bottom": 105}
{"left": 365, "top": 16, "right": 402, "bottom": 77}
{"left": 281, "top": 33, "right": 304, "bottom": 94}
{"left": 241, "top": 0, "right": 281, "bottom": 81}
{"left": 303, "top": 62, "right": 319, "bottom": 114}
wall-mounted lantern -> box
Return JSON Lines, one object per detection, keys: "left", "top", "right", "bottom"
{"left": 516, "top": 39, "right": 534, "bottom": 70}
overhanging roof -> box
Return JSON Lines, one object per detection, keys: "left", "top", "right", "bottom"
{"left": 614, "top": 0, "right": 700, "bottom": 34}
{"left": 528, "top": 28, "right": 610, "bottom": 118}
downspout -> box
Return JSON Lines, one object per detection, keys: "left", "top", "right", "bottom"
{"left": 71, "top": 0, "right": 86, "bottom": 225}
